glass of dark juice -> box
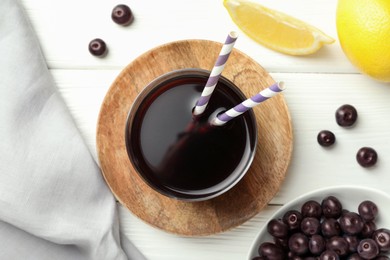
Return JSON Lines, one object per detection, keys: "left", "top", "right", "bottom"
{"left": 125, "top": 68, "right": 257, "bottom": 201}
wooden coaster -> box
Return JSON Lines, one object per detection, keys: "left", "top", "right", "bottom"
{"left": 96, "top": 40, "right": 293, "bottom": 236}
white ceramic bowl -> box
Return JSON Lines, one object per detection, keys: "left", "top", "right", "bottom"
{"left": 247, "top": 185, "right": 390, "bottom": 259}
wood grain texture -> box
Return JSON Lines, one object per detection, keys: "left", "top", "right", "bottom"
{"left": 22, "top": 0, "right": 347, "bottom": 74}
{"left": 20, "top": 1, "right": 390, "bottom": 258}
{"left": 96, "top": 39, "right": 293, "bottom": 236}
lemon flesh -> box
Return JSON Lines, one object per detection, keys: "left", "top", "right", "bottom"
{"left": 337, "top": 0, "right": 390, "bottom": 82}
{"left": 223, "top": 0, "right": 334, "bottom": 56}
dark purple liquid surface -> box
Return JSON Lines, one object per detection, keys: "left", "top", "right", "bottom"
{"left": 127, "top": 74, "right": 256, "bottom": 199}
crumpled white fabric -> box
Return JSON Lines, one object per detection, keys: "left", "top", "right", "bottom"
{"left": 0, "top": 0, "right": 144, "bottom": 259}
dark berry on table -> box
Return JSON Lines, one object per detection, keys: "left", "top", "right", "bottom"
{"left": 287, "top": 251, "right": 297, "bottom": 259}
{"left": 361, "top": 221, "right": 377, "bottom": 238}
{"left": 317, "top": 130, "right": 336, "bottom": 147}
{"left": 339, "top": 212, "right": 364, "bottom": 235}
{"left": 320, "top": 249, "right": 340, "bottom": 260}
{"left": 288, "top": 233, "right": 309, "bottom": 256}
{"left": 282, "top": 210, "right": 303, "bottom": 231}
{"left": 288, "top": 254, "right": 302, "bottom": 260}
{"left": 335, "top": 104, "right": 358, "bottom": 127}
{"left": 342, "top": 209, "right": 350, "bottom": 216}
{"left": 252, "top": 256, "right": 267, "bottom": 260}
{"left": 357, "top": 238, "right": 379, "bottom": 259}
{"left": 347, "top": 253, "right": 364, "bottom": 260}
{"left": 344, "top": 235, "right": 360, "bottom": 253}
{"left": 273, "top": 237, "right": 289, "bottom": 250}
{"left": 309, "top": 234, "right": 326, "bottom": 255}
{"left": 301, "top": 200, "right": 322, "bottom": 219}
{"left": 326, "top": 236, "right": 349, "bottom": 257}
{"left": 358, "top": 200, "right": 378, "bottom": 221}
{"left": 372, "top": 228, "right": 390, "bottom": 252}
{"left": 322, "top": 218, "right": 341, "bottom": 238}
{"left": 267, "top": 219, "right": 289, "bottom": 238}
{"left": 301, "top": 217, "right": 321, "bottom": 236}
{"left": 88, "top": 38, "right": 107, "bottom": 57}
{"left": 258, "top": 242, "right": 285, "bottom": 260}
{"left": 356, "top": 147, "right": 378, "bottom": 167}
{"left": 111, "top": 4, "right": 133, "bottom": 25}
{"left": 321, "top": 195, "right": 343, "bottom": 219}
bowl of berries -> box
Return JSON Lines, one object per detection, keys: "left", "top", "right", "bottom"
{"left": 248, "top": 185, "right": 390, "bottom": 260}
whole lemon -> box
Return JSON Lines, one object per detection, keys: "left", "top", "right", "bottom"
{"left": 336, "top": 0, "right": 390, "bottom": 82}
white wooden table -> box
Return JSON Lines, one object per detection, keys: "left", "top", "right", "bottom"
{"left": 21, "top": 0, "right": 390, "bottom": 259}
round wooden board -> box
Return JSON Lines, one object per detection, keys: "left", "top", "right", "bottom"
{"left": 96, "top": 39, "right": 293, "bottom": 236}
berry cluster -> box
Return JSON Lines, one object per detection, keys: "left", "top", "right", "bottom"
{"left": 88, "top": 4, "right": 134, "bottom": 57}
{"left": 317, "top": 104, "right": 378, "bottom": 168}
{"left": 252, "top": 197, "right": 390, "bottom": 259}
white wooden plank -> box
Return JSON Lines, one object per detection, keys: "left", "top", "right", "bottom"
{"left": 118, "top": 203, "right": 281, "bottom": 260}
{"left": 14, "top": 1, "right": 390, "bottom": 259}
{"left": 51, "top": 69, "right": 390, "bottom": 206}
{"left": 20, "top": 0, "right": 358, "bottom": 74}
{"left": 271, "top": 72, "right": 390, "bottom": 204}
{"left": 50, "top": 69, "right": 120, "bottom": 161}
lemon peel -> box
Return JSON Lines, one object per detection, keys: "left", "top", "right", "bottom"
{"left": 337, "top": 0, "right": 390, "bottom": 82}
{"left": 223, "top": 0, "right": 334, "bottom": 56}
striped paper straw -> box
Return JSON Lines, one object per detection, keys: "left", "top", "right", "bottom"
{"left": 210, "top": 82, "right": 285, "bottom": 126}
{"left": 193, "top": 31, "right": 238, "bottom": 116}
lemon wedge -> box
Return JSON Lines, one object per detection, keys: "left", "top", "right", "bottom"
{"left": 223, "top": 0, "right": 335, "bottom": 55}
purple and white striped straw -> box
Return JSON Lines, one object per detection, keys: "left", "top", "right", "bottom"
{"left": 193, "top": 31, "right": 238, "bottom": 116}
{"left": 210, "top": 82, "right": 285, "bottom": 126}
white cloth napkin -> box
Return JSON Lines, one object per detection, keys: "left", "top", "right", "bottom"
{"left": 0, "top": 0, "right": 145, "bottom": 259}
